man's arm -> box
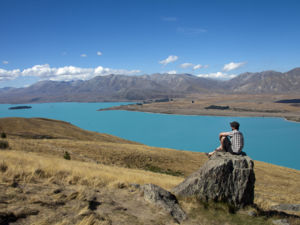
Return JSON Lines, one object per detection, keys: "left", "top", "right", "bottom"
{"left": 219, "top": 132, "right": 231, "bottom": 140}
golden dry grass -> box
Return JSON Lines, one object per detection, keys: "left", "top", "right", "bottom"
{"left": 0, "top": 150, "right": 182, "bottom": 190}
{"left": 254, "top": 161, "right": 300, "bottom": 209}
{"left": 7, "top": 137, "right": 206, "bottom": 176}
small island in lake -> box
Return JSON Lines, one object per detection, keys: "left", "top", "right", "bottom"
{"left": 9, "top": 105, "right": 32, "bottom": 110}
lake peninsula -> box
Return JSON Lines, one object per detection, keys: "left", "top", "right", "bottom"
{"left": 98, "top": 94, "right": 300, "bottom": 122}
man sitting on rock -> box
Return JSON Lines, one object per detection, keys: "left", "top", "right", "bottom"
{"left": 207, "top": 121, "right": 244, "bottom": 157}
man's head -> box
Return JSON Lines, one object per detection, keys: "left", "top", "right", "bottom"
{"left": 230, "top": 121, "right": 240, "bottom": 130}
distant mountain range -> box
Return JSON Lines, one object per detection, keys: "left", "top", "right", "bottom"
{"left": 0, "top": 68, "right": 299, "bottom": 103}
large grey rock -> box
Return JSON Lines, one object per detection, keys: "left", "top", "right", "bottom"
{"left": 141, "top": 184, "right": 187, "bottom": 223}
{"left": 172, "top": 152, "right": 255, "bottom": 208}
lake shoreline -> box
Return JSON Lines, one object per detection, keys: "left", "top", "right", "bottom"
{"left": 98, "top": 104, "right": 300, "bottom": 123}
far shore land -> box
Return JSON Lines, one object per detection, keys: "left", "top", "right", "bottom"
{"left": 98, "top": 94, "right": 300, "bottom": 122}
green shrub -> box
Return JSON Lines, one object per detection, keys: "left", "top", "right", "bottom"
{"left": 64, "top": 151, "right": 71, "bottom": 160}
{"left": 0, "top": 140, "right": 9, "bottom": 149}
{"left": 144, "top": 164, "right": 184, "bottom": 176}
{"left": 1, "top": 132, "right": 6, "bottom": 138}
{"left": 0, "top": 161, "right": 8, "bottom": 172}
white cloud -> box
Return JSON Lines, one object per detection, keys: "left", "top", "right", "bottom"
{"left": 97, "top": 51, "right": 102, "bottom": 56}
{"left": 2, "top": 61, "right": 9, "bottom": 65}
{"left": 159, "top": 55, "right": 178, "bottom": 65}
{"left": 0, "top": 64, "right": 141, "bottom": 82}
{"left": 80, "top": 54, "right": 87, "bottom": 57}
{"left": 193, "top": 64, "right": 202, "bottom": 70}
{"left": 22, "top": 64, "right": 54, "bottom": 78}
{"left": 223, "top": 62, "right": 246, "bottom": 71}
{"left": 197, "top": 72, "right": 237, "bottom": 80}
{"left": 177, "top": 27, "right": 207, "bottom": 35}
{"left": 180, "top": 63, "right": 193, "bottom": 69}
{"left": 0, "top": 68, "right": 20, "bottom": 81}
{"left": 162, "top": 17, "right": 177, "bottom": 22}
{"left": 167, "top": 70, "right": 177, "bottom": 74}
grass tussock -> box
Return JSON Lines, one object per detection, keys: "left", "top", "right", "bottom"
{"left": 1, "top": 132, "right": 6, "bottom": 138}
{"left": 0, "top": 140, "right": 9, "bottom": 149}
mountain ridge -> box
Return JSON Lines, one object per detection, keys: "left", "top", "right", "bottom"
{"left": 0, "top": 68, "right": 299, "bottom": 103}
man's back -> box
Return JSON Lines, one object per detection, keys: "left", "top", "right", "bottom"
{"left": 228, "top": 130, "right": 244, "bottom": 154}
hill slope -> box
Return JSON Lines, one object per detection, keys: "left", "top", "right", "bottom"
{"left": 0, "top": 117, "right": 299, "bottom": 224}
{"left": 0, "top": 117, "right": 136, "bottom": 143}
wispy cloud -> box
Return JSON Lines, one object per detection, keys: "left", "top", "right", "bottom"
{"left": 197, "top": 72, "right": 237, "bottom": 80}
{"left": 193, "top": 64, "right": 202, "bottom": 70}
{"left": 159, "top": 55, "right": 178, "bottom": 65}
{"left": 180, "top": 63, "right": 194, "bottom": 69}
{"left": 2, "top": 61, "right": 9, "bottom": 65}
{"left": 179, "top": 63, "right": 208, "bottom": 70}
{"left": 177, "top": 27, "right": 207, "bottom": 35}
{"left": 97, "top": 51, "right": 102, "bottom": 56}
{"left": 193, "top": 64, "right": 208, "bottom": 70}
{"left": 80, "top": 54, "right": 87, "bottom": 57}
{"left": 223, "top": 62, "right": 246, "bottom": 72}
{"left": 0, "top": 64, "right": 141, "bottom": 82}
{"left": 162, "top": 17, "right": 177, "bottom": 22}
{"left": 167, "top": 70, "right": 177, "bottom": 74}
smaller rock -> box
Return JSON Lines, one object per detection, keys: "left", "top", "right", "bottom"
{"left": 130, "top": 183, "right": 140, "bottom": 189}
{"left": 142, "top": 184, "right": 187, "bottom": 223}
{"left": 272, "top": 219, "right": 290, "bottom": 225}
{"left": 247, "top": 210, "right": 257, "bottom": 217}
{"left": 271, "top": 204, "right": 300, "bottom": 212}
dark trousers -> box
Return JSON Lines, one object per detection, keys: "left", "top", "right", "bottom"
{"left": 223, "top": 136, "right": 233, "bottom": 153}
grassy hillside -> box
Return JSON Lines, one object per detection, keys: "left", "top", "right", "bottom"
{"left": 0, "top": 117, "right": 137, "bottom": 143}
{"left": 0, "top": 117, "right": 299, "bottom": 224}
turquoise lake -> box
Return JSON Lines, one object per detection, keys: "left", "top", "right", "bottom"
{"left": 0, "top": 102, "right": 299, "bottom": 170}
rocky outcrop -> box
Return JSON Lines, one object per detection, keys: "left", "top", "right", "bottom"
{"left": 172, "top": 152, "right": 255, "bottom": 208}
{"left": 141, "top": 184, "right": 187, "bottom": 223}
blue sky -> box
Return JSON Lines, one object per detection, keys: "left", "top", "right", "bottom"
{"left": 1, "top": 0, "right": 300, "bottom": 87}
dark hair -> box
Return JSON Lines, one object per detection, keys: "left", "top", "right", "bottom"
{"left": 230, "top": 121, "right": 240, "bottom": 130}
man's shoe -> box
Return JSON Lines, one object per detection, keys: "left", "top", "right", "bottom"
{"left": 205, "top": 152, "right": 211, "bottom": 158}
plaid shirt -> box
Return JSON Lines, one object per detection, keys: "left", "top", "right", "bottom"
{"left": 227, "top": 130, "right": 244, "bottom": 153}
